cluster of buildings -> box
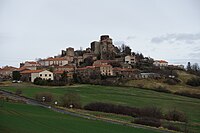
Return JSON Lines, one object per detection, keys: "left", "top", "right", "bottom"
{"left": 0, "top": 35, "right": 184, "bottom": 83}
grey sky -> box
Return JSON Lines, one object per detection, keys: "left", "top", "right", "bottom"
{"left": 0, "top": 0, "right": 200, "bottom": 67}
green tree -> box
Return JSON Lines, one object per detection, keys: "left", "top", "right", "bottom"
{"left": 60, "top": 93, "right": 81, "bottom": 108}
{"left": 12, "top": 71, "right": 21, "bottom": 80}
{"left": 61, "top": 71, "right": 68, "bottom": 83}
{"left": 191, "top": 63, "right": 199, "bottom": 72}
{"left": 187, "top": 62, "right": 191, "bottom": 71}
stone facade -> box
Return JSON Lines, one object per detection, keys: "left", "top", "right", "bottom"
{"left": 21, "top": 70, "right": 54, "bottom": 82}
{"left": 38, "top": 57, "right": 69, "bottom": 67}
{"left": 125, "top": 55, "right": 136, "bottom": 64}
{"left": 66, "top": 47, "right": 74, "bottom": 57}
{"left": 90, "top": 35, "right": 116, "bottom": 60}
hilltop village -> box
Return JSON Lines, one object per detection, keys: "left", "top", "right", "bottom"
{"left": 0, "top": 35, "right": 184, "bottom": 85}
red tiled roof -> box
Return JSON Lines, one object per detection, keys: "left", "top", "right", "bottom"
{"left": 85, "top": 66, "right": 95, "bottom": 69}
{"left": 159, "top": 60, "right": 168, "bottom": 63}
{"left": 55, "top": 65, "right": 74, "bottom": 68}
{"left": 155, "top": 60, "right": 168, "bottom": 63}
{"left": 21, "top": 70, "right": 44, "bottom": 74}
{"left": 77, "top": 66, "right": 95, "bottom": 71}
{"left": 93, "top": 64, "right": 112, "bottom": 67}
{"left": 25, "top": 61, "right": 38, "bottom": 64}
{"left": 17, "top": 66, "right": 30, "bottom": 71}
{"left": 77, "top": 67, "right": 86, "bottom": 70}
{"left": 43, "top": 57, "right": 67, "bottom": 61}
{"left": 1, "top": 66, "right": 17, "bottom": 71}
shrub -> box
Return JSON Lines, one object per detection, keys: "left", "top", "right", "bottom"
{"left": 165, "top": 109, "right": 187, "bottom": 122}
{"left": 60, "top": 93, "right": 81, "bottom": 109}
{"left": 34, "top": 77, "right": 66, "bottom": 86}
{"left": 15, "top": 89, "right": 22, "bottom": 95}
{"left": 153, "top": 86, "right": 171, "bottom": 93}
{"left": 164, "top": 78, "right": 180, "bottom": 85}
{"left": 84, "top": 102, "right": 139, "bottom": 117}
{"left": 186, "top": 77, "right": 200, "bottom": 86}
{"left": 133, "top": 117, "right": 161, "bottom": 127}
{"left": 163, "top": 124, "right": 181, "bottom": 132}
{"left": 139, "top": 106, "right": 163, "bottom": 119}
{"left": 35, "top": 92, "right": 54, "bottom": 102}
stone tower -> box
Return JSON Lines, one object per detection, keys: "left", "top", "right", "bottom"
{"left": 100, "top": 35, "right": 115, "bottom": 60}
{"left": 90, "top": 35, "right": 115, "bottom": 60}
{"left": 66, "top": 47, "right": 74, "bottom": 57}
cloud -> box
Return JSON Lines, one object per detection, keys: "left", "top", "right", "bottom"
{"left": 114, "top": 41, "right": 125, "bottom": 46}
{"left": 126, "top": 36, "right": 135, "bottom": 40}
{"left": 189, "top": 52, "right": 200, "bottom": 59}
{"left": 151, "top": 33, "right": 200, "bottom": 44}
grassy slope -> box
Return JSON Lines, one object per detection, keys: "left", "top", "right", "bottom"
{"left": 125, "top": 70, "right": 200, "bottom": 94}
{"left": 1, "top": 83, "right": 200, "bottom": 124}
{"left": 0, "top": 101, "right": 158, "bottom": 133}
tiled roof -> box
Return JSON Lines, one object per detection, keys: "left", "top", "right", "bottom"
{"left": 1, "top": 66, "right": 17, "bottom": 71}
{"left": 55, "top": 65, "right": 74, "bottom": 68}
{"left": 159, "top": 60, "right": 168, "bottom": 63}
{"left": 93, "top": 64, "right": 112, "bottom": 67}
{"left": 21, "top": 70, "right": 44, "bottom": 74}
{"left": 43, "top": 57, "right": 67, "bottom": 61}
{"left": 25, "top": 61, "right": 38, "bottom": 64}
{"left": 17, "top": 66, "right": 30, "bottom": 71}
{"left": 155, "top": 60, "right": 168, "bottom": 63}
{"left": 53, "top": 70, "right": 64, "bottom": 74}
{"left": 77, "top": 66, "right": 95, "bottom": 70}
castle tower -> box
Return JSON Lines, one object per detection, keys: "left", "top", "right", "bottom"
{"left": 66, "top": 47, "right": 74, "bottom": 57}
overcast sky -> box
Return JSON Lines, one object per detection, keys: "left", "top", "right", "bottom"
{"left": 0, "top": 0, "right": 200, "bottom": 67}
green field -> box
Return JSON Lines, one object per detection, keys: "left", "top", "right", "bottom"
{"left": 1, "top": 83, "right": 200, "bottom": 124}
{"left": 0, "top": 101, "right": 158, "bottom": 133}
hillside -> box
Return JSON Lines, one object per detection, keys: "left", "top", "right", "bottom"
{"left": 125, "top": 70, "right": 200, "bottom": 96}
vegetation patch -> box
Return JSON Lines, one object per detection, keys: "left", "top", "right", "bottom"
{"left": 35, "top": 92, "right": 54, "bottom": 102}
{"left": 186, "top": 77, "right": 200, "bottom": 87}
{"left": 165, "top": 109, "right": 187, "bottom": 122}
{"left": 133, "top": 117, "right": 161, "bottom": 128}
{"left": 59, "top": 93, "right": 82, "bottom": 109}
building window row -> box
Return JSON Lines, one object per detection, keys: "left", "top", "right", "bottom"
{"left": 40, "top": 74, "right": 51, "bottom": 77}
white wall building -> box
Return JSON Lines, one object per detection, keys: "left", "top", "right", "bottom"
{"left": 125, "top": 55, "right": 136, "bottom": 64}
{"left": 153, "top": 60, "right": 168, "bottom": 67}
{"left": 38, "top": 57, "right": 68, "bottom": 67}
{"left": 31, "top": 70, "right": 54, "bottom": 82}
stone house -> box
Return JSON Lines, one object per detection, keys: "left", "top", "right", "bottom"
{"left": 113, "top": 67, "right": 140, "bottom": 79}
{"left": 53, "top": 70, "right": 74, "bottom": 81}
{"left": 94, "top": 64, "right": 113, "bottom": 76}
{"left": 54, "top": 65, "right": 75, "bottom": 72}
{"left": 140, "top": 73, "right": 160, "bottom": 79}
{"left": 21, "top": 70, "right": 54, "bottom": 82}
{"left": 93, "top": 60, "right": 115, "bottom": 66}
{"left": 0, "top": 66, "right": 18, "bottom": 78}
{"left": 125, "top": 55, "right": 136, "bottom": 64}
{"left": 38, "top": 57, "right": 69, "bottom": 67}
{"left": 153, "top": 60, "right": 168, "bottom": 67}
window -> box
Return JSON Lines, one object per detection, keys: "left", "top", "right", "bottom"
{"left": 49, "top": 74, "right": 51, "bottom": 76}
{"left": 45, "top": 74, "right": 47, "bottom": 77}
{"left": 40, "top": 74, "right": 42, "bottom": 77}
